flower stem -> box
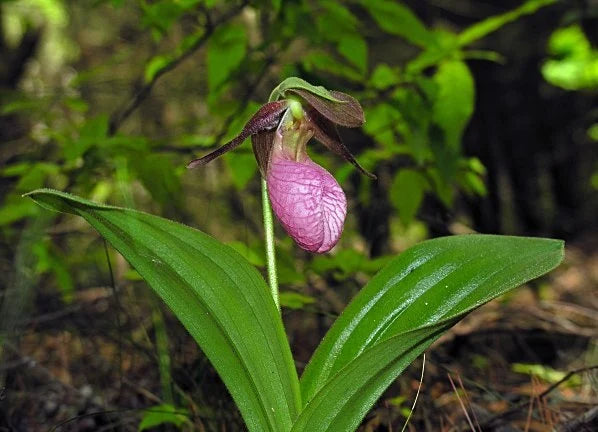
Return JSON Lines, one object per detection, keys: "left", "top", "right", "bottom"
{"left": 261, "top": 177, "right": 280, "bottom": 310}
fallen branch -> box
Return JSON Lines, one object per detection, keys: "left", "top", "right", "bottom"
{"left": 557, "top": 405, "right": 598, "bottom": 432}
{"left": 477, "top": 364, "right": 598, "bottom": 429}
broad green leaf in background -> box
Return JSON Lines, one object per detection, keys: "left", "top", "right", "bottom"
{"left": 362, "top": 103, "right": 403, "bottom": 149}
{"left": 32, "top": 240, "right": 74, "bottom": 303}
{"left": 390, "top": 169, "right": 429, "bottom": 225}
{"left": 406, "top": 0, "right": 556, "bottom": 75}
{"left": 26, "top": 189, "right": 301, "bottom": 432}
{"left": 433, "top": 59, "right": 475, "bottom": 149}
{"left": 0, "top": 198, "right": 38, "bottom": 226}
{"left": 458, "top": 0, "right": 557, "bottom": 46}
{"left": 301, "top": 51, "right": 363, "bottom": 82}
{"left": 315, "top": 1, "right": 359, "bottom": 41}
{"left": 140, "top": 0, "right": 202, "bottom": 37}
{"left": 226, "top": 241, "right": 265, "bottom": 267}
{"left": 207, "top": 23, "right": 247, "bottom": 92}
{"left": 63, "top": 115, "right": 109, "bottom": 161}
{"left": 369, "top": 64, "right": 401, "bottom": 90}
{"left": 225, "top": 151, "right": 258, "bottom": 190}
{"left": 132, "top": 153, "right": 183, "bottom": 209}
{"left": 299, "top": 235, "right": 563, "bottom": 430}
{"left": 360, "top": 0, "right": 435, "bottom": 48}
{"left": 337, "top": 34, "right": 368, "bottom": 75}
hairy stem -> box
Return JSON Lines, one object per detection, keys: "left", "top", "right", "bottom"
{"left": 261, "top": 177, "right": 279, "bottom": 310}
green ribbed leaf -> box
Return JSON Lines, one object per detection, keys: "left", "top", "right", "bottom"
{"left": 26, "top": 189, "right": 301, "bottom": 432}
{"left": 297, "top": 235, "right": 563, "bottom": 431}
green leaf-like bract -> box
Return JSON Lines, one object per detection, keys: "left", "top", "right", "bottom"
{"left": 25, "top": 189, "right": 301, "bottom": 432}
{"left": 269, "top": 77, "right": 343, "bottom": 103}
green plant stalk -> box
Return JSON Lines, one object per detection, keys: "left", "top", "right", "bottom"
{"left": 261, "top": 177, "right": 279, "bottom": 310}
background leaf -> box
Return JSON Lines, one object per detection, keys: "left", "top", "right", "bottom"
{"left": 360, "top": 0, "right": 435, "bottom": 48}
{"left": 337, "top": 34, "right": 368, "bottom": 75}
{"left": 390, "top": 169, "right": 428, "bottom": 225}
{"left": 458, "top": 0, "right": 557, "bottom": 46}
{"left": 433, "top": 59, "right": 475, "bottom": 149}
{"left": 225, "top": 151, "right": 258, "bottom": 190}
{"left": 207, "top": 23, "right": 247, "bottom": 92}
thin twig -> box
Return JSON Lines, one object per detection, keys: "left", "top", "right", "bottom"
{"left": 524, "top": 375, "right": 535, "bottom": 432}
{"left": 558, "top": 405, "right": 598, "bottom": 432}
{"left": 108, "top": 1, "right": 249, "bottom": 135}
{"left": 478, "top": 364, "right": 598, "bottom": 429}
{"left": 457, "top": 374, "right": 481, "bottom": 431}
{"left": 448, "top": 372, "right": 477, "bottom": 431}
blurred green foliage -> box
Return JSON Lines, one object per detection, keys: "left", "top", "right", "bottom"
{"left": 2, "top": 0, "right": 589, "bottom": 428}
{"left": 542, "top": 24, "right": 598, "bottom": 90}
{"left": 0, "top": 0, "right": 571, "bottom": 331}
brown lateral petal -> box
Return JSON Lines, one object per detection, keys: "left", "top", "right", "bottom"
{"left": 251, "top": 130, "right": 276, "bottom": 177}
{"left": 287, "top": 88, "right": 364, "bottom": 128}
{"left": 187, "top": 100, "right": 288, "bottom": 169}
{"left": 306, "top": 108, "right": 376, "bottom": 179}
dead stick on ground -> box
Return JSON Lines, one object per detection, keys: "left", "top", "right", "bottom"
{"left": 478, "top": 364, "right": 598, "bottom": 429}
{"left": 557, "top": 405, "right": 598, "bottom": 432}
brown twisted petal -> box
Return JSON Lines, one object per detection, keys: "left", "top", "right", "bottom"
{"left": 286, "top": 88, "right": 364, "bottom": 128}
{"left": 251, "top": 130, "right": 276, "bottom": 177}
{"left": 187, "top": 100, "right": 288, "bottom": 169}
{"left": 305, "top": 107, "right": 376, "bottom": 179}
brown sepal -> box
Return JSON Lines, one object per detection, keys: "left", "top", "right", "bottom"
{"left": 187, "top": 100, "right": 288, "bottom": 169}
{"left": 251, "top": 130, "right": 276, "bottom": 177}
{"left": 306, "top": 108, "right": 376, "bottom": 179}
{"left": 287, "top": 88, "right": 364, "bottom": 128}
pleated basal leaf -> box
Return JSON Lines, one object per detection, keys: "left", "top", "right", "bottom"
{"left": 298, "top": 235, "right": 563, "bottom": 430}
{"left": 26, "top": 189, "right": 301, "bottom": 432}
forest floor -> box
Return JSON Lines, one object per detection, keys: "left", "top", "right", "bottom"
{"left": 1, "top": 241, "right": 597, "bottom": 432}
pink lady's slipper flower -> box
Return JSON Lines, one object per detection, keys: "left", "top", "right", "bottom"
{"left": 188, "top": 79, "right": 375, "bottom": 253}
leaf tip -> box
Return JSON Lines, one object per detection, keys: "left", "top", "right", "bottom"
{"left": 186, "top": 159, "right": 203, "bottom": 169}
